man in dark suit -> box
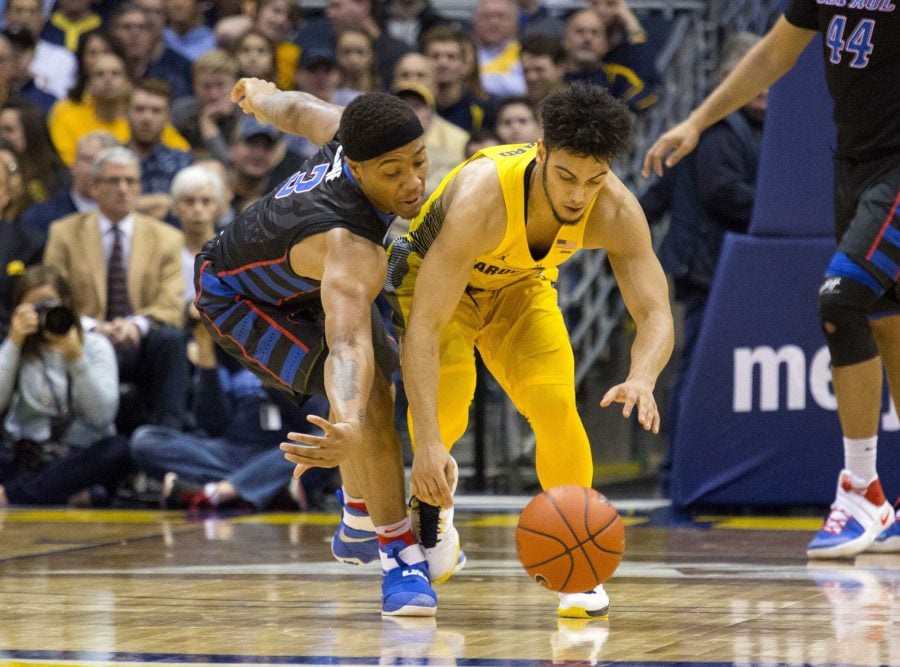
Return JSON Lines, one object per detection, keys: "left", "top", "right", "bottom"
{"left": 44, "top": 146, "right": 189, "bottom": 431}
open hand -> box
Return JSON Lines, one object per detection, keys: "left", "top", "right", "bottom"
{"left": 600, "top": 378, "right": 661, "bottom": 434}
{"left": 279, "top": 415, "right": 361, "bottom": 478}
{"left": 641, "top": 119, "right": 701, "bottom": 178}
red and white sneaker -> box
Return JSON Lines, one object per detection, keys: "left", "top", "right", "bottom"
{"left": 807, "top": 470, "right": 893, "bottom": 559}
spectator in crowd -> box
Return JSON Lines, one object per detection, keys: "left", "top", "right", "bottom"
{"left": 1, "top": 26, "right": 56, "bottom": 113}
{"left": 214, "top": 13, "right": 253, "bottom": 52}
{"left": 41, "top": 0, "right": 101, "bottom": 52}
{"left": 194, "top": 158, "right": 236, "bottom": 231}
{"left": 49, "top": 51, "right": 191, "bottom": 165}
{"left": 193, "top": 156, "right": 235, "bottom": 229}
{"left": 464, "top": 129, "right": 499, "bottom": 158}
{"left": 641, "top": 32, "right": 766, "bottom": 494}
{"left": 563, "top": 8, "right": 656, "bottom": 112}
{"left": 233, "top": 28, "right": 276, "bottom": 81}
{"left": 335, "top": 28, "right": 379, "bottom": 103}
{"left": 391, "top": 50, "right": 434, "bottom": 90}
{"left": 172, "top": 49, "right": 242, "bottom": 165}
{"left": 0, "top": 141, "right": 29, "bottom": 222}
{"left": 473, "top": 0, "right": 525, "bottom": 97}
{"left": 494, "top": 95, "right": 539, "bottom": 144}
{"left": 4, "top": 0, "right": 76, "bottom": 99}
{"left": 295, "top": 46, "right": 341, "bottom": 104}
{"left": 127, "top": 79, "right": 193, "bottom": 219}
{"left": 164, "top": 0, "right": 216, "bottom": 61}
{"left": 312, "top": 0, "right": 411, "bottom": 89}
{"left": 384, "top": 0, "right": 454, "bottom": 50}
{"left": 229, "top": 116, "right": 301, "bottom": 213}
{"left": 393, "top": 81, "right": 467, "bottom": 196}
{"left": 520, "top": 34, "right": 566, "bottom": 105}
{"left": 588, "top": 0, "right": 659, "bottom": 90}
{"left": 251, "top": 0, "right": 300, "bottom": 91}
{"left": 516, "top": 0, "right": 565, "bottom": 39}
{"left": 21, "top": 130, "right": 117, "bottom": 234}
{"left": 65, "top": 28, "right": 125, "bottom": 105}
{"left": 424, "top": 25, "right": 494, "bottom": 134}
{"left": 130, "top": 319, "right": 332, "bottom": 512}
{"left": 0, "top": 264, "right": 129, "bottom": 506}
{"left": 170, "top": 164, "right": 225, "bottom": 302}
{"left": 110, "top": 2, "right": 192, "bottom": 102}
{"left": 0, "top": 99, "right": 67, "bottom": 211}
{"left": 0, "top": 142, "right": 42, "bottom": 338}
{"left": 43, "top": 146, "right": 189, "bottom": 431}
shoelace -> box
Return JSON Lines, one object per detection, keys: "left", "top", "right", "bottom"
{"left": 416, "top": 500, "right": 441, "bottom": 549}
{"left": 823, "top": 504, "right": 852, "bottom": 535}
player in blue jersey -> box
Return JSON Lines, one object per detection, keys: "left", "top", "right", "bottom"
{"left": 643, "top": 2, "right": 900, "bottom": 558}
{"left": 194, "top": 78, "right": 437, "bottom": 615}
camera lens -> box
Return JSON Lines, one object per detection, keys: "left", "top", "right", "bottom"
{"left": 41, "top": 305, "right": 76, "bottom": 335}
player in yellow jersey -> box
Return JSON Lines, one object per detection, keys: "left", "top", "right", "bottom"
{"left": 387, "top": 84, "right": 674, "bottom": 618}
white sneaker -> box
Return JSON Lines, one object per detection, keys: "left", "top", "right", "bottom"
{"left": 410, "top": 497, "right": 466, "bottom": 584}
{"left": 807, "top": 470, "right": 893, "bottom": 559}
{"left": 557, "top": 584, "right": 610, "bottom": 618}
{"left": 409, "top": 457, "right": 466, "bottom": 584}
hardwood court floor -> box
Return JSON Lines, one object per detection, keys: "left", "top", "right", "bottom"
{"left": 1, "top": 503, "right": 899, "bottom": 666}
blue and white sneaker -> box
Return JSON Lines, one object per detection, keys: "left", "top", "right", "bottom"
{"left": 381, "top": 539, "right": 438, "bottom": 617}
{"left": 867, "top": 505, "right": 900, "bottom": 553}
{"left": 807, "top": 470, "right": 894, "bottom": 559}
{"left": 331, "top": 489, "right": 379, "bottom": 566}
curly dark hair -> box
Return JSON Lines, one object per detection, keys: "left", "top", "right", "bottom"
{"left": 338, "top": 92, "right": 422, "bottom": 161}
{"left": 540, "top": 84, "right": 634, "bottom": 161}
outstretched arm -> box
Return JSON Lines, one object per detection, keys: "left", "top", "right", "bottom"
{"left": 231, "top": 77, "right": 343, "bottom": 145}
{"left": 401, "top": 162, "right": 505, "bottom": 507}
{"left": 279, "top": 230, "right": 384, "bottom": 476}
{"left": 642, "top": 17, "right": 815, "bottom": 177}
{"left": 594, "top": 181, "right": 674, "bottom": 433}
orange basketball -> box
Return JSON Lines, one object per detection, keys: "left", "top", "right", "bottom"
{"left": 515, "top": 485, "right": 625, "bottom": 594}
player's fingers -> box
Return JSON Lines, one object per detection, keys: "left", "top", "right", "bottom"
{"left": 292, "top": 463, "right": 310, "bottom": 479}
{"left": 665, "top": 141, "right": 693, "bottom": 168}
{"left": 305, "top": 414, "right": 332, "bottom": 433}
{"left": 621, "top": 393, "right": 636, "bottom": 418}
{"left": 651, "top": 410, "right": 661, "bottom": 435}
{"left": 641, "top": 144, "right": 660, "bottom": 178}
{"left": 599, "top": 386, "right": 620, "bottom": 407}
{"left": 434, "top": 477, "right": 453, "bottom": 508}
{"left": 284, "top": 431, "right": 323, "bottom": 446}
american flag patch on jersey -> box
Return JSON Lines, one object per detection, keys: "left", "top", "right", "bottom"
{"left": 556, "top": 239, "right": 577, "bottom": 250}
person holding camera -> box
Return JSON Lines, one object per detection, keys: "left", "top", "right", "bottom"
{"left": 0, "top": 265, "right": 132, "bottom": 506}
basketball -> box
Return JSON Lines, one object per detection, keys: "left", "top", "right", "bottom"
{"left": 515, "top": 485, "right": 625, "bottom": 594}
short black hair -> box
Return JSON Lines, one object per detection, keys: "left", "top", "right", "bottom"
{"left": 520, "top": 35, "right": 566, "bottom": 66}
{"left": 540, "top": 84, "right": 634, "bottom": 161}
{"left": 338, "top": 92, "right": 423, "bottom": 162}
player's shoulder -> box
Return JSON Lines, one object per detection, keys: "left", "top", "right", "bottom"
{"left": 444, "top": 156, "right": 504, "bottom": 207}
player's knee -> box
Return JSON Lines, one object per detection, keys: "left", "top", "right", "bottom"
{"left": 818, "top": 276, "right": 879, "bottom": 367}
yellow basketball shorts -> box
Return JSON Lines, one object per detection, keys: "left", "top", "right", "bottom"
{"left": 390, "top": 266, "right": 593, "bottom": 489}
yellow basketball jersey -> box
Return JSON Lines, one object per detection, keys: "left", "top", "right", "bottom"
{"left": 403, "top": 143, "right": 595, "bottom": 290}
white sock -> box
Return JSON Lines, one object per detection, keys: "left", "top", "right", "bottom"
{"left": 203, "top": 482, "right": 221, "bottom": 506}
{"left": 844, "top": 436, "right": 877, "bottom": 484}
{"left": 341, "top": 488, "right": 375, "bottom": 531}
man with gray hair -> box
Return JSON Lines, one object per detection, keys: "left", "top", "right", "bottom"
{"left": 44, "top": 146, "right": 190, "bottom": 431}
{"left": 22, "top": 131, "right": 119, "bottom": 234}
